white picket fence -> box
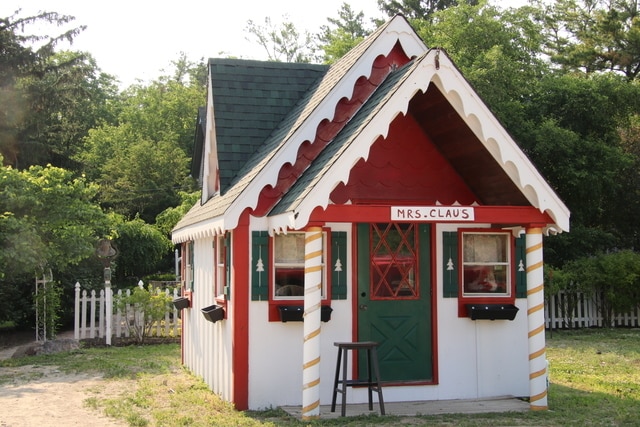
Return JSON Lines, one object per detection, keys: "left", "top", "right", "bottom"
{"left": 74, "top": 281, "right": 181, "bottom": 341}
{"left": 545, "top": 290, "right": 640, "bottom": 329}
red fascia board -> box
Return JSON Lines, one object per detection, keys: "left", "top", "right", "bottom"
{"left": 311, "top": 204, "right": 553, "bottom": 227}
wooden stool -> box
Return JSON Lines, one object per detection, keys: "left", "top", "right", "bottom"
{"left": 331, "top": 341, "right": 385, "bottom": 416}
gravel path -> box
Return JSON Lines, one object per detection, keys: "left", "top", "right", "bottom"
{"left": 0, "top": 333, "right": 125, "bottom": 427}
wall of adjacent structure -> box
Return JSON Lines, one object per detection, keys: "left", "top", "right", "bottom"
{"left": 182, "top": 237, "right": 233, "bottom": 402}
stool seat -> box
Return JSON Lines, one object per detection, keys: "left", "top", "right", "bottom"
{"left": 331, "top": 341, "right": 385, "bottom": 416}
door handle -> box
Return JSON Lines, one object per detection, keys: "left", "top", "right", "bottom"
{"left": 359, "top": 304, "right": 368, "bottom": 310}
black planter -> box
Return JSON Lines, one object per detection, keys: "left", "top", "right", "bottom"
{"left": 279, "top": 305, "right": 333, "bottom": 322}
{"left": 173, "top": 297, "right": 190, "bottom": 310}
{"left": 201, "top": 304, "right": 225, "bottom": 323}
{"left": 466, "top": 304, "right": 519, "bottom": 321}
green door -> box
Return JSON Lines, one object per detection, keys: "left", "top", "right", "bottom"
{"left": 357, "top": 223, "right": 433, "bottom": 382}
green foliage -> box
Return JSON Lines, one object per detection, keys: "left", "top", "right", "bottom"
{"left": 0, "top": 161, "right": 109, "bottom": 278}
{"left": 536, "top": 0, "right": 640, "bottom": 80}
{"left": 553, "top": 251, "right": 640, "bottom": 326}
{"left": 78, "top": 75, "right": 202, "bottom": 222}
{"left": 111, "top": 215, "right": 172, "bottom": 284}
{"left": 155, "top": 191, "right": 200, "bottom": 236}
{"left": 0, "top": 160, "right": 109, "bottom": 326}
{"left": 1, "top": 10, "right": 118, "bottom": 169}
{"left": 418, "top": 1, "right": 548, "bottom": 129}
{"left": 317, "top": 3, "right": 373, "bottom": 64}
{"left": 377, "top": 0, "right": 477, "bottom": 21}
{"left": 115, "top": 284, "right": 174, "bottom": 344}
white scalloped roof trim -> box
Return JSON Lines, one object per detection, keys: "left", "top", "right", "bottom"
{"left": 287, "top": 50, "right": 569, "bottom": 234}
{"left": 220, "top": 17, "right": 428, "bottom": 231}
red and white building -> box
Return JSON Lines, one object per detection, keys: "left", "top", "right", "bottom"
{"left": 172, "top": 15, "right": 569, "bottom": 415}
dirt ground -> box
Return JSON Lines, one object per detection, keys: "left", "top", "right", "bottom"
{"left": 0, "top": 332, "right": 125, "bottom": 427}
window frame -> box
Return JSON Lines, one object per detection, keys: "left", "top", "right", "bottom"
{"left": 267, "top": 228, "right": 332, "bottom": 321}
{"left": 214, "top": 234, "right": 227, "bottom": 302}
{"left": 461, "top": 230, "right": 512, "bottom": 297}
{"left": 271, "top": 231, "right": 328, "bottom": 301}
{"left": 457, "top": 228, "right": 516, "bottom": 317}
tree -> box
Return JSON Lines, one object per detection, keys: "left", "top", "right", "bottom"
{"left": 535, "top": 0, "right": 640, "bottom": 80}
{"left": 1, "top": 9, "right": 117, "bottom": 169}
{"left": 98, "top": 138, "right": 191, "bottom": 222}
{"left": 0, "top": 158, "right": 109, "bottom": 326}
{"left": 245, "top": 16, "right": 316, "bottom": 63}
{"left": 517, "top": 73, "right": 640, "bottom": 264}
{"left": 317, "top": 3, "right": 374, "bottom": 64}
{"left": 155, "top": 191, "right": 200, "bottom": 236}
{"left": 15, "top": 50, "right": 119, "bottom": 170}
{"left": 377, "top": 0, "right": 478, "bottom": 21}
{"left": 111, "top": 215, "right": 172, "bottom": 285}
{"left": 419, "top": 1, "right": 548, "bottom": 128}
{"left": 79, "top": 70, "right": 203, "bottom": 222}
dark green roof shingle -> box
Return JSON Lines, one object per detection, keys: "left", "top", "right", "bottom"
{"left": 210, "top": 59, "right": 329, "bottom": 193}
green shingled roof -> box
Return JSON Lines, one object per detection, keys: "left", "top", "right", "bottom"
{"left": 210, "top": 59, "right": 328, "bottom": 193}
{"left": 172, "top": 17, "right": 412, "bottom": 238}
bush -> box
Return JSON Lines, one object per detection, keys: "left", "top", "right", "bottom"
{"left": 115, "top": 284, "right": 173, "bottom": 344}
{"left": 553, "top": 250, "right": 640, "bottom": 326}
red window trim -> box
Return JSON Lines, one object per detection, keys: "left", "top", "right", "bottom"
{"left": 214, "top": 233, "right": 228, "bottom": 307}
{"left": 268, "top": 227, "right": 332, "bottom": 322}
{"left": 456, "top": 228, "right": 516, "bottom": 318}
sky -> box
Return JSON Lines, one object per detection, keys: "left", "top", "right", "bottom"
{"left": 1, "top": 0, "right": 384, "bottom": 87}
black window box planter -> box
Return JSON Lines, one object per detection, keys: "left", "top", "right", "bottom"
{"left": 201, "top": 304, "right": 225, "bottom": 323}
{"left": 279, "top": 305, "right": 333, "bottom": 322}
{"left": 465, "top": 304, "right": 519, "bottom": 321}
{"left": 173, "top": 297, "right": 190, "bottom": 310}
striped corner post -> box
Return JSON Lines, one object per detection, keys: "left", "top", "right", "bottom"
{"left": 526, "top": 227, "right": 548, "bottom": 410}
{"left": 302, "top": 227, "right": 323, "bottom": 420}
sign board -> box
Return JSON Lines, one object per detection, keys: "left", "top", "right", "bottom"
{"left": 391, "top": 206, "right": 475, "bottom": 222}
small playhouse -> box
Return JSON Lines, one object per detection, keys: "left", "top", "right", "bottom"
{"left": 171, "top": 15, "right": 569, "bottom": 417}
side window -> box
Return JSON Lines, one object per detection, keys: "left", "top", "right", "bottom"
{"left": 186, "top": 241, "right": 194, "bottom": 291}
{"left": 461, "top": 231, "right": 511, "bottom": 296}
{"left": 215, "top": 235, "right": 226, "bottom": 298}
{"left": 273, "top": 232, "right": 326, "bottom": 300}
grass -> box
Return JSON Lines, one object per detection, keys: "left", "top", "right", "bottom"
{"left": 1, "top": 329, "right": 639, "bottom": 426}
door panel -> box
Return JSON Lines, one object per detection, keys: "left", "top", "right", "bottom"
{"left": 357, "top": 223, "right": 432, "bottom": 382}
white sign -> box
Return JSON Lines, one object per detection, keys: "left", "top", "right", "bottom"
{"left": 391, "top": 206, "right": 475, "bottom": 221}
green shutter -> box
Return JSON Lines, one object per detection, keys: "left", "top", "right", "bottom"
{"left": 442, "top": 231, "right": 458, "bottom": 298}
{"left": 331, "top": 231, "right": 347, "bottom": 300}
{"left": 225, "top": 233, "right": 232, "bottom": 300}
{"left": 251, "top": 231, "right": 269, "bottom": 301}
{"left": 515, "top": 234, "right": 527, "bottom": 298}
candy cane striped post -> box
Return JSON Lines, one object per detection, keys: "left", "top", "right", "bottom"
{"left": 302, "top": 227, "right": 323, "bottom": 420}
{"left": 526, "top": 227, "right": 548, "bottom": 410}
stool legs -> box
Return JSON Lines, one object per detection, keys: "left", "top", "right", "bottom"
{"left": 371, "top": 347, "right": 385, "bottom": 415}
{"left": 341, "top": 347, "right": 348, "bottom": 416}
{"left": 331, "top": 342, "right": 384, "bottom": 416}
{"left": 330, "top": 347, "right": 342, "bottom": 413}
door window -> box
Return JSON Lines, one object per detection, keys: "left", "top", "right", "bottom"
{"left": 370, "top": 223, "right": 419, "bottom": 299}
